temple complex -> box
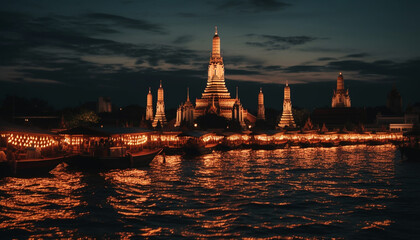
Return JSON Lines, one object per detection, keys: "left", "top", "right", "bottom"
{"left": 146, "top": 87, "right": 153, "bottom": 121}
{"left": 193, "top": 27, "right": 253, "bottom": 126}
{"left": 278, "top": 82, "right": 296, "bottom": 128}
{"left": 152, "top": 80, "right": 167, "bottom": 127}
{"left": 257, "top": 88, "right": 265, "bottom": 120}
{"left": 331, "top": 72, "right": 351, "bottom": 108}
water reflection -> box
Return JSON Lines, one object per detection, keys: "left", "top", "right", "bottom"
{"left": 0, "top": 164, "right": 84, "bottom": 238}
{"left": 1, "top": 145, "right": 420, "bottom": 238}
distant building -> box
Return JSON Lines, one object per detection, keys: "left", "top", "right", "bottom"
{"left": 98, "top": 97, "right": 112, "bottom": 113}
{"left": 175, "top": 88, "right": 195, "bottom": 127}
{"left": 278, "top": 82, "right": 296, "bottom": 128}
{"left": 146, "top": 87, "right": 153, "bottom": 121}
{"left": 257, "top": 88, "right": 265, "bottom": 120}
{"left": 387, "top": 86, "right": 402, "bottom": 114}
{"left": 332, "top": 73, "right": 351, "bottom": 108}
{"left": 376, "top": 113, "right": 418, "bottom": 132}
{"left": 152, "top": 81, "right": 167, "bottom": 128}
{"left": 193, "top": 27, "right": 254, "bottom": 127}
{"left": 373, "top": 87, "right": 416, "bottom": 132}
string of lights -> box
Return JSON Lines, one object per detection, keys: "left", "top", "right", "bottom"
{"left": 6, "top": 134, "right": 57, "bottom": 148}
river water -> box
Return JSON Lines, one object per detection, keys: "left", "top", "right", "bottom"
{"left": 1, "top": 144, "right": 419, "bottom": 239}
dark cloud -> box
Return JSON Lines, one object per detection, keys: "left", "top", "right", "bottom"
{"left": 247, "top": 34, "right": 317, "bottom": 45}
{"left": 226, "top": 55, "right": 265, "bottom": 66}
{"left": 326, "top": 58, "right": 420, "bottom": 79}
{"left": 235, "top": 64, "right": 282, "bottom": 72}
{"left": 299, "top": 47, "right": 356, "bottom": 53}
{"left": 215, "top": 0, "right": 290, "bottom": 13}
{"left": 262, "top": 65, "right": 282, "bottom": 71}
{"left": 172, "top": 35, "right": 195, "bottom": 44}
{"left": 283, "top": 65, "right": 326, "bottom": 73}
{"left": 245, "top": 34, "right": 317, "bottom": 50}
{"left": 84, "top": 13, "right": 166, "bottom": 34}
{"left": 0, "top": 11, "right": 166, "bottom": 40}
{"left": 282, "top": 57, "right": 420, "bottom": 83}
{"left": 343, "top": 52, "right": 370, "bottom": 58}
{"left": 317, "top": 57, "right": 337, "bottom": 61}
{"left": 0, "top": 11, "right": 206, "bottom": 69}
{"left": 0, "top": 10, "right": 267, "bottom": 90}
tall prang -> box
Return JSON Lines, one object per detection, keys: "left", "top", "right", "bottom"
{"left": 146, "top": 87, "right": 153, "bottom": 121}
{"left": 194, "top": 27, "right": 254, "bottom": 127}
{"left": 201, "top": 26, "right": 231, "bottom": 99}
{"left": 152, "top": 80, "right": 167, "bottom": 128}
{"left": 278, "top": 81, "right": 296, "bottom": 128}
{"left": 332, "top": 72, "right": 351, "bottom": 108}
{"left": 257, "top": 88, "right": 265, "bottom": 120}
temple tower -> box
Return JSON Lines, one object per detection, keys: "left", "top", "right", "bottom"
{"left": 152, "top": 80, "right": 167, "bottom": 127}
{"left": 232, "top": 87, "right": 246, "bottom": 127}
{"left": 146, "top": 87, "right": 153, "bottom": 121}
{"left": 257, "top": 88, "right": 265, "bottom": 120}
{"left": 193, "top": 27, "right": 256, "bottom": 126}
{"left": 332, "top": 72, "right": 351, "bottom": 108}
{"left": 201, "top": 26, "right": 231, "bottom": 99}
{"left": 194, "top": 26, "right": 235, "bottom": 120}
{"left": 278, "top": 81, "right": 296, "bottom": 128}
{"left": 175, "top": 88, "right": 195, "bottom": 127}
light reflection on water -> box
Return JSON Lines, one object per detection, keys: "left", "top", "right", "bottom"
{"left": 1, "top": 144, "right": 420, "bottom": 238}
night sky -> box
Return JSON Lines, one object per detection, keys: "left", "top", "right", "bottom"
{"left": 1, "top": 0, "right": 419, "bottom": 111}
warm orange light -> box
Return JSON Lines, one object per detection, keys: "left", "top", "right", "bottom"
{"left": 7, "top": 134, "right": 57, "bottom": 148}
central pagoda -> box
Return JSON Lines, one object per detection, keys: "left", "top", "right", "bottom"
{"left": 194, "top": 27, "right": 239, "bottom": 120}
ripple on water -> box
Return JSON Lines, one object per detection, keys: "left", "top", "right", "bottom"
{"left": 1, "top": 145, "right": 420, "bottom": 238}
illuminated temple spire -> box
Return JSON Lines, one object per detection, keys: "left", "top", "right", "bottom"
{"left": 278, "top": 81, "right": 296, "bottom": 128}
{"left": 201, "top": 26, "right": 231, "bottom": 99}
{"left": 152, "top": 80, "right": 167, "bottom": 127}
{"left": 332, "top": 72, "right": 351, "bottom": 108}
{"left": 193, "top": 27, "right": 252, "bottom": 127}
{"left": 175, "top": 87, "right": 195, "bottom": 127}
{"left": 146, "top": 87, "right": 153, "bottom": 121}
{"left": 212, "top": 26, "right": 220, "bottom": 58}
{"left": 257, "top": 87, "right": 265, "bottom": 120}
